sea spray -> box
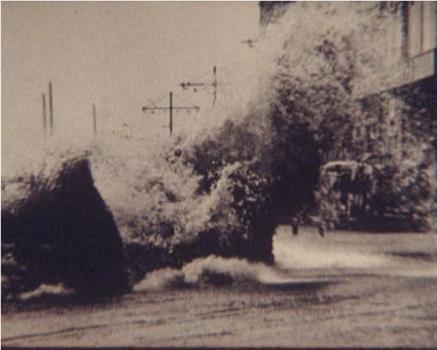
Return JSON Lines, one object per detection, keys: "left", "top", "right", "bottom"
{"left": 133, "top": 255, "right": 291, "bottom": 291}
{"left": 2, "top": 3, "right": 403, "bottom": 291}
{"left": 273, "top": 234, "right": 392, "bottom": 270}
{"left": 18, "top": 283, "right": 74, "bottom": 302}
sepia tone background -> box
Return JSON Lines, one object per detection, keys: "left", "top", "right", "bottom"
{"left": 2, "top": 1, "right": 258, "bottom": 174}
{"left": 2, "top": 1, "right": 437, "bottom": 347}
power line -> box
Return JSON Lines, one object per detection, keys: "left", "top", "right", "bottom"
{"left": 241, "top": 38, "right": 257, "bottom": 48}
{"left": 142, "top": 91, "right": 200, "bottom": 136}
{"left": 180, "top": 65, "right": 218, "bottom": 106}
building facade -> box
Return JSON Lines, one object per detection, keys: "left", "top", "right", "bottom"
{"left": 259, "top": 1, "right": 436, "bottom": 150}
{"left": 259, "top": 2, "right": 437, "bottom": 230}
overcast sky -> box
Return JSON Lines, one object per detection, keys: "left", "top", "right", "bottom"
{"left": 2, "top": 1, "right": 259, "bottom": 172}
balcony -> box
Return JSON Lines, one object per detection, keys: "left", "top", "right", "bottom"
{"left": 390, "top": 48, "right": 437, "bottom": 90}
{"left": 356, "top": 48, "right": 436, "bottom": 97}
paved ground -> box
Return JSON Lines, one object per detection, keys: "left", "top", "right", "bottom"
{"left": 3, "top": 227, "right": 437, "bottom": 347}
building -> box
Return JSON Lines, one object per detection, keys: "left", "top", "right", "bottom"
{"left": 260, "top": 1, "right": 436, "bottom": 139}
{"left": 259, "top": 2, "right": 437, "bottom": 230}
{"left": 362, "top": 2, "right": 437, "bottom": 163}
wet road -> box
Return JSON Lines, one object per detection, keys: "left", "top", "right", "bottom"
{"left": 3, "top": 227, "right": 437, "bottom": 347}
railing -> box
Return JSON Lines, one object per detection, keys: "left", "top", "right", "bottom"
{"left": 356, "top": 48, "right": 436, "bottom": 97}
{"left": 389, "top": 48, "right": 437, "bottom": 90}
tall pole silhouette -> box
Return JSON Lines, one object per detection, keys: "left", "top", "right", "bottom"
{"left": 42, "top": 93, "right": 47, "bottom": 141}
{"left": 169, "top": 92, "right": 173, "bottom": 135}
{"left": 93, "top": 103, "right": 97, "bottom": 136}
{"left": 48, "top": 82, "right": 54, "bottom": 136}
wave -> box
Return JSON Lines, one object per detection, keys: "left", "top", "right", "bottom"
{"left": 134, "top": 229, "right": 437, "bottom": 292}
{"left": 133, "top": 255, "right": 290, "bottom": 291}
{"left": 273, "top": 238, "right": 391, "bottom": 270}
{"left": 273, "top": 227, "right": 437, "bottom": 277}
{"left": 18, "top": 283, "right": 74, "bottom": 302}
{"left": 133, "top": 254, "right": 338, "bottom": 292}
{"left": 3, "top": 3, "right": 408, "bottom": 298}
{"left": 89, "top": 3, "right": 397, "bottom": 275}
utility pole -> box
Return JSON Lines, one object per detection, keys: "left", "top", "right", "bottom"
{"left": 180, "top": 66, "right": 218, "bottom": 106}
{"left": 92, "top": 103, "right": 97, "bottom": 136}
{"left": 142, "top": 91, "right": 200, "bottom": 136}
{"left": 48, "top": 81, "right": 54, "bottom": 136}
{"left": 169, "top": 92, "right": 173, "bottom": 135}
{"left": 42, "top": 93, "right": 47, "bottom": 141}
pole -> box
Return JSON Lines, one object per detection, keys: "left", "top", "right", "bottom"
{"left": 213, "top": 65, "right": 217, "bottom": 106}
{"left": 169, "top": 91, "right": 173, "bottom": 136}
{"left": 42, "top": 93, "right": 47, "bottom": 141}
{"left": 142, "top": 93, "right": 199, "bottom": 136}
{"left": 93, "top": 103, "right": 97, "bottom": 136}
{"left": 179, "top": 65, "right": 218, "bottom": 107}
{"left": 48, "top": 81, "right": 54, "bottom": 136}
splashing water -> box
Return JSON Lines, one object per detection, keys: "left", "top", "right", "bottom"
{"left": 90, "top": 4, "right": 398, "bottom": 261}
{"left": 274, "top": 242, "right": 391, "bottom": 270}
{"left": 274, "top": 226, "right": 437, "bottom": 279}
{"left": 3, "top": 3, "right": 408, "bottom": 277}
{"left": 134, "top": 227, "right": 437, "bottom": 292}
{"left": 273, "top": 227, "right": 392, "bottom": 270}
{"left": 133, "top": 254, "right": 323, "bottom": 292}
{"left": 17, "top": 283, "right": 74, "bottom": 302}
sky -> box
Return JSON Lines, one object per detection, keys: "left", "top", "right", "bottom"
{"left": 1, "top": 1, "right": 260, "bottom": 173}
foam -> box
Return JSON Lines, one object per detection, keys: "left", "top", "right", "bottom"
{"left": 134, "top": 255, "right": 288, "bottom": 291}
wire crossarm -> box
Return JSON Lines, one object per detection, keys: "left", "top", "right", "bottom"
{"left": 142, "top": 91, "right": 200, "bottom": 136}
{"left": 142, "top": 106, "right": 199, "bottom": 112}
{"left": 179, "top": 65, "right": 218, "bottom": 106}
